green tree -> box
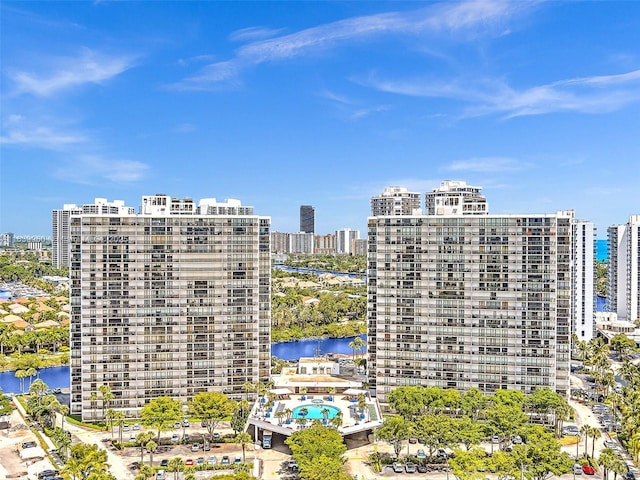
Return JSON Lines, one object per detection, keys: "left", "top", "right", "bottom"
{"left": 62, "top": 443, "right": 111, "bottom": 480}
{"left": 188, "top": 391, "right": 233, "bottom": 441}
{"left": 413, "top": 413, "right": 458, "bottom": 458}
{"left": 598, "top": 448, "right": 618, "bottom": 480}
{"left": 387, "top": 386, "right": 426, "bottom": 421}
{"left": 14, "top": 369, "right": 28, "bottom": 394}
{"left": 286, "top": 423, "right": 347, "bottom": 466}
{"left": 460, "top": 388, "right": 488, "bottom": 421}
{"left": 135, "top": 431, "right": 155, "bottom": 464}
{"left": 167, "top": 457, "right": 184, "bottom": 480}
{"left": 98, "top": 384, "right": 114, "bottom": 423}
{"left": 235, "top": 431, "right": 253, "bottom": 463}
{"left": 511, "top": 426, "right": 573, "bottom": 480}
{"left": 449, "top": 447, "right": 489, "bottom": 480}
{"left": 140, "top": 396, "right": 183, "bottom": 444}
{"left": 375, "top": 415, "right": 409, "bottom": 458}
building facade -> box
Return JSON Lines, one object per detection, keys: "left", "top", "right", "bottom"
{"left": 314, "top": 234, "right": 336, "bottom": 255}
{"left": 300, "top": 205, "right": 315, "bottom": 234}
{"left": 335, "top": 229, "right": 360, "bottom": 255}
{"left": 572, "top": 220, "right": 596, "bottom": 341}
{"left": 0, "top": 232, "right": 15, "bottom": 247}
{"left": 53, "top": 199, "right": 134, "bottom": 269}
{"left": 367, "top": 211, "right": 574, "bottom": 406}
{"left": 607, "top": 215, "right": 640, "bottom": 322}
{"left": 371, "top": 186, "right": 421, "bottom": 217}
{"left": 69, "top": 195, "right": 271, "bottom": 420}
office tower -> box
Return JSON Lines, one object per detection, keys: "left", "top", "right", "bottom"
{"left": 314, "top": 234, "right": 336, "bottom": 255}
{"left": 573, "top": 220, "right": 596, "bottom": 341}
{"left": 371, "top": 186, "right": 421, "bottom": 216}
{"left": 53, "top": 199, "right": 134, "bottom": 269}
{"left": 300, "top": 205, "right": 315, "bottom": 234}
{"left": 335, "top": 229, "right": 359, "bottom": 255}
{"left": 367, "top": 209, "right": 574, "bottom": 407}
{"left": 69, "top": 195, "right": 271, "bottom": 421}
{"left": 607, "top": 215, "right": 640, "bottom": 321}
{"left": 424, "top": 180, "right": 488, "bottom": 216}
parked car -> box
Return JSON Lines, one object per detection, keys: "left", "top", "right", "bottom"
{"left": 156, "top": 470, "right": 165, "bottom": 480}
{"left": 582, "top": 465, "right": 596, "bottom": 475}
{"left": 191, "top": 443, "right": 200, "bottom": 452}
{"left": 409, "top": 437, "right": 418, "bottom": 444}
{"left": 416, "top": 449, "right": 426, "bottom": 459}
{"left": 234, "top": 456, "right": 242, "bottom": 464}
{"left": 184, "top": 459, "right": 194, "bottom": 466}
{"left": 221, "top": 455, "right": 230, "bottom": 465}
{"left": 182, "top": 419, "right": 190, "bottom": 427}
{"left": 574, "top": 464, "right": 583, "bottom": 475}
{"left": 171, "top": 433, "right": 179, "bottom": 442}
{"left": 288, "top": 460, "right": 299, "bottom": 471}
{"left": 174, "top": 422, "right": 182, "bottom": 429}
{"left": 130, "top": 462, "right": 139, "bottom": 471}
{"left": 130, "top": 434, "right": 136, "bottom": 442}
{"left": 625, "top": 472, "right": 636, "bottom": 480}
{"left": 22, "top": 441, "right": 37, "bottom": 449}
{"left": 203, "top": 442, "right": 210, "bottom": 451}
{"left": 392, "top": 462, "right": 404, "bottom": 473}
{"left": 417, "top": 464, "right": 428, "bottom": 473}
{"left": 196, "top": 457, "right": 205, "bottom": 466}
{"left": 512, "top": 435, "right": 523, "bottom": 444}
{"left": 406, "top": 462, "right": 417, "bottom": 473}
{"left": 160, "top": 459, "right": 168, "bottom": 467}
{"left": 132, "top": 423, "right": 141, "bottom": 430}
{"left": 208, "top": 455, "right": 218, "bottom": 465}
{"left": 437, "top": 448, "right": 448, "bottom": 459}
{"left": 123, "top": 424, "right": 130, "bottom": 431}
{"left": 491, "top": 435, "right": 500, "bottom": 444}
{"left": 212, "top": 432, "right": 221, "bottom": 441}
{"left": 38, "top": 471, "right": 59, "bottom": 479}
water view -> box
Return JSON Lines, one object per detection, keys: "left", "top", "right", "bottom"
{"left": 0, "top": 336, "right": 367, "bottom": 393}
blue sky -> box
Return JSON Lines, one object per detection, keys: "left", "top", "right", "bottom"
{"left": 1, "top": 1, "right": 639, "bottom": 238}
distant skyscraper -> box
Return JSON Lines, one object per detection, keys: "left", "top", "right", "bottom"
{"left": 607, "top": 215, "right": 640, "bottom": 322}
{"left": 0, "top": 232, "right": 15, "bottom": 247}
{"left": 53, "top": 198, "right": 134, "bottom": 269}
{"left": 335, "top": 229, "right": 359, "bottom": 254}
{"left": 314, "top": 234, "right": 335, "bottom": 255}
{"left": 300, "top": 205, "right": 315, "bottom": 234}
{"left": 371, "top": 186, "right": 421, "bottom": 216}
{"left": 424, "top": 180, "right": 488, "bottom": 216}
{"left": 69, "top": 195, "right": 271, "bottom": 420}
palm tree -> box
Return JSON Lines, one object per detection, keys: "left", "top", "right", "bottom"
{"left": 589, "top": 426, "right": 602, "bottom": 459}
{"left": 168, "top": 457, "right": 184, "bottom": 480}
{"left": 349, "top": 336, "right": 365, "bottom": 360}
{"left": 136, "top": 431, "right": 155, "bottom": 464}
{"left": 321, "top": 407, "right": 330, "bottom": 420}
{"left": 274, "top": 410, "right": 286, "bottom": 426}
{"left": 330, "top": 410, "right": 343, "bottom": 430}
{"left": 14, "top": 369, "right": 28, "bottom": 394}
{"left": 25, "top": 367, "right": 37, "bottom": 389}
{"left": 235, "top": 431, "right": 252, "bottom": 462}
{"left": 58, "top": 403, "right": 70, "bottom": 431}
{"left": 145, "top": 440, "right": 157, "bottom": 467}
{"left": 98, "top": 384, "right": 114, "bottom": 423}
{"left": 598, "top": 447, "right": 618, "bottom": 480}
{"left": 611, "top": 458, "right": 629, "bottom": 480}
{"left": 242, "top": 382, "right": 256, "bottom": 402}
{"left": 29, "top": 378, "right": 48, "bottom": 397}
{"left": 581, "top": 424, "right": 591, "bottom": 457}
{"left": 284, "top": 408, "right": 293, "bottom": 424}
{"left": 327, "top": 386, "right": 336, "bottom": 400}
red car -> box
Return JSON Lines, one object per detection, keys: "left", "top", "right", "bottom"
{"left": 582, "top": 465, "right": 596, "bottom": 475}
{"left": 184, "top": 459, "right": 194, "bottom": 466}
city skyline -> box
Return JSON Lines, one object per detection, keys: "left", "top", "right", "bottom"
{"left": 2, "top": 1, "right": 640, "bottom": 237}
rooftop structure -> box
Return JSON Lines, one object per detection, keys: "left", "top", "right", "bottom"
{"left": 371, "top": 186, "right": 421, "bottom": 216}
{"left": 425, "top": 180, "right": 488, "bottom": 216}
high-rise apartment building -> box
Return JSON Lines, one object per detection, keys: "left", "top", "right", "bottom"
{"left": 314, "top": 234, "right": 336, "bottom": 255}
{"left": 367, "top": 208, "right": 574, "bottom": 406}
{"left": 371, "top": 186, "right": 421, "bottom": 216}
{"left": 0, "top": 232, "right": 15, "bottom": 247}
{"left": 335, "top": 229, "right": 359, "bottom": 255}
{"left": 300, "top": 205, "right": 315, "bottom": 234}
{"left": 572, "top": 220, "right": 596, "bottom": 341}
{"left": 607, "top": 215, "right": 640, "bottom": 322}
{"left": 425, "top": 180, "right": 488, "bottom": 216}
{"left": 69, "top": 195, "right": 271, "bottom": 420}
{"left": 53, "top": 199, "right": 134, "bottom": 269}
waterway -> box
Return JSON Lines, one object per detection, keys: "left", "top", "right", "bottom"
{"left": 0, "top": 336, "right": 367, "bottom": 393}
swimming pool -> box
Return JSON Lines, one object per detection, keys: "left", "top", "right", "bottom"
{"left": 292, "top": 404, "right": 340, "bottom": 420}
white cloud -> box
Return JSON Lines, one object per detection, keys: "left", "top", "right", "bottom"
{"left": 171, "top": 0, "right": 528, "bottom": 90}
{"left": 0, "top": 125, "right": 86, "bottom": 149}
{"left": 54, "top": 156, "right": 149, "bottom": 184}
{"left": 229, "top": 26, "right": 284, "bottom": 43}
{"left": 9, "top": 48, "right": 136, "bottom": 97}
{"left": 363, "top": 69, "right": 640, "bottom": 118}
{"left": 445, "top": 157, "right": 531, "bottom": 173}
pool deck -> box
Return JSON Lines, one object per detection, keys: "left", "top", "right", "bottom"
{"left": 248, "top": 393, "right": 383, "bottom": 438}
